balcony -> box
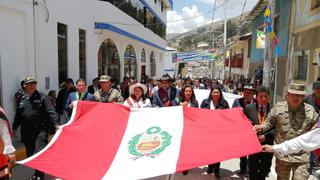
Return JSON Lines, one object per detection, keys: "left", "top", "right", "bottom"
{"left": 225, "top": 54, "right": 244, "bottom": 68}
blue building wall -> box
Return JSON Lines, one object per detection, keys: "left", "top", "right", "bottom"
{"left": 273, "top": 0, "right": 290, "bottom": 58}
{"left": 250, "top": 12, "right": 265, "bottom": 63}
{"left": 250, "top": 0, "right": 291, "bottom": 62}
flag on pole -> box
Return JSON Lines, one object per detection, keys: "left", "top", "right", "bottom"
{"left": 19, "top": 102, "right": 261, "bottom": 180}
{"left": 256, "top": 30, "right": 266, "bottom": 49}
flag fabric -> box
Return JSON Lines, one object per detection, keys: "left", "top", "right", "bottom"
{"left": 256, "top": 30, "right": 266, "bottom": 49}
{"left": 19, "top": 102, "right": 261, "bottom": 180}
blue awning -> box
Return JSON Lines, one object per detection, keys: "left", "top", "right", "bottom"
{"left": 95, "top": 22, "right": 166, "bottom": 51}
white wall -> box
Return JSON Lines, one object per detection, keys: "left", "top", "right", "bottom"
{"left": 0, "top": 3, "right": 34, "bottom": 121}
{"left": 0, "top": 0, "right": 167, "bottom": 122}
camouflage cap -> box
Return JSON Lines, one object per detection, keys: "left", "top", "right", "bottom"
{"left": 24, "top": 76, "right": 37, "bottom": 84}
{"left": 99, "top": 75, "right": 111, "bottom": 82}
{"left": 288, "top": 83, "right": 305, "bottom": 95}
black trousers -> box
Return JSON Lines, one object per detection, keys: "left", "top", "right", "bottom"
{"left": 23, "top": 130, "right": 48, "bottom": 178}
{"left": 248, "top": 152, "right": 273, "bottom": 180}
{"left": 239, "top": 156, "right": 247, "bottom": 172}
{"left": 208, "top": 162, "right": 220, "bottom": 174}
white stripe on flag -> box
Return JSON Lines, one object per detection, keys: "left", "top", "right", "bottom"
{"left": 103, "top": 106, "right": 184, "bottom": 180}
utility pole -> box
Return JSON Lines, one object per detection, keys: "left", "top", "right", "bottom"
{"left": 224, "top": 0, "right": 228, "bottom": 79}
{"left": 211, "top": 0, "right": 217, "bottom": 79}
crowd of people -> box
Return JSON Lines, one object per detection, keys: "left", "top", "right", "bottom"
{"left": 0, "top": 73, "right": 319, "bottom": 180}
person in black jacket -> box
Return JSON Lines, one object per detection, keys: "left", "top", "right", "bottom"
{"left": 13, "top": 77, "right": 59, "bottom": 180}
{"left": 244, "top": 86, "right": 274, "bottom": 180}
{"left": 87, "top": 77, "right": 99, "bottom": 94}
{"left": 232, "top": 83, "right": 256, "bottom": 175}
{"left": 200, "top": 86, "right": 229, "bottom": 178}
{"left": 55, "top": 78, "right": 76, "bottom": 124}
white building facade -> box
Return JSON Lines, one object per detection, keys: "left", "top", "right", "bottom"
{"left": 0, "top": 0, "right": 172, "bottom": 120}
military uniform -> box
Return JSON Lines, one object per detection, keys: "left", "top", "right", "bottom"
{"left": 94, "top": 88, "right": 123, "bottom": 103}
{"left": 260, "top": 102, "right": 318, "bottom": 180}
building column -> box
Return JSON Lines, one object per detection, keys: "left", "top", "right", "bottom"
{"left": 136, "top": 47, "right": 142, "bottom": 82}
{"left": 146, "top": 49, "right": 151, "bottom": 77}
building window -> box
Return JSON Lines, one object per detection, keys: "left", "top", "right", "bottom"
{"left": 294, "top": 50, "right": 309, "bottom": 81}
{"left": 98, "top": 39, "right": 120, "bottom": 82}
{"left": 141, "top": 49, "right": 146, "bottom": 63}
{"left": 150, "top": 51, "right": 156, "bottom": 77}
{"left": 57, "top": 23, "right": 68, "bottom": 85}
{"left": 99, "top": 0, "right": 166, "bottom": 39}
{"left": 311, "top": 0, "right": 320, "bottom": 10}
{"left": 161, "top": 1, "right": 164, "bottom": 12}
{"left": 124, "top": 45, "right": 137, "bottom": 78}
{"left": 154, "top": 0, "right": 157, "bottom": 4}
{"left": 79, "top": 29, "right": 86, "bottom": 80}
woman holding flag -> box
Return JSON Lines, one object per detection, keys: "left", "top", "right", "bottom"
{"left": 123, "top": 83, "right": 151, "bottom": 108}
{"left": 0, "top": 106, "right": 15, "bottom": 179}
{"left": 200, "top": 86, "right": 229, "bottom": 178}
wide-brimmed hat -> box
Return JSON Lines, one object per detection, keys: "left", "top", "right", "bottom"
{"left": 24, "top": 76, "right": 37, "bottom": 84}
{"left": 243, "top": 83, "right": 255, "bottom": 90}
{"left": 288, "top": 83, "right": 305, "bottom": 95}
{"left": 129, "top": 83, "right": 147, "bottom": 95}
{"left": 159, "top": 74, "right": 171, "bottom": 82}
{"left": 99, "top": 75, "right": 111, "bottom": 82}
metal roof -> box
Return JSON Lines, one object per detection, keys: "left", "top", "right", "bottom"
{"left": 243, "top": 0, "right": 269, "bottom": 25}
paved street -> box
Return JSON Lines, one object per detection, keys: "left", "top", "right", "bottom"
{"left": 11, "top": 158, "right": 275, "bottom": 180}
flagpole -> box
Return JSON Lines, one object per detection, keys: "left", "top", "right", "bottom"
{"left": 273, "top": 56, "right": 278, "bottom": 106}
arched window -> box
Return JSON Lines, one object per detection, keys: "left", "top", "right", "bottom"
{"left": 141, "top": 49, "right": 146, "bottom": 78}
{"left": 98, "top": 39, "right": 120, "bottom": 82}
{"left": 150, "top": 51, "right": 156, "bottom": 77}
{"left": 124, "top": 45, "right": 137, "bottom": 78}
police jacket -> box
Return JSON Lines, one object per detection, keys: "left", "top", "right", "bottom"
{"left": 13, "top": 90, "right": 58, "bottom": 131}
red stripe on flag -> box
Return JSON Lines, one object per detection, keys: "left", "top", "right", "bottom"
{"left": 23, "top": 102, "right": 130, "bottom": 180}
{"left": 176, "top": 107, "right": 261, "bottom": 171}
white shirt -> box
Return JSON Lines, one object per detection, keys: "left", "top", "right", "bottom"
{"left": 273, "top": 128, "right": 320, "bottom": 155}
{"left": 123, "top": 97, "right": 151, "bottom": 108}
{"left": 0, "top": 120, "right": 15, "bottom": 154}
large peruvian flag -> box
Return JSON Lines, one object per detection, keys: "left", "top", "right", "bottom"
{"left": 19, "top": 101, "right": 261, "bottom": 180}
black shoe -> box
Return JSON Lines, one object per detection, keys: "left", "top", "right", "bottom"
{"left": 182, "top": 170, "right": 188, "bottom": 175}
{"left": 214, "top": 172, "right": 221, "bottom": 178}
{"left": 237, "top": 170, "right": 246, "bottom": 175}
{"left": 207, "top": 169, "right": 213, "bottom": 174}
{"left": 29, "top": 175, "right": 44, "bottom": 180}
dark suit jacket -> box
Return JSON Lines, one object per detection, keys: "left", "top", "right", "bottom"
{"left": 244, "top": 103, "right": 274, "bottom": 145}
{"left": 200, "top": 98, "right": 229, "bottom": 109}
{"left": 232, "top": 97, "right": 257, "bottom": 109}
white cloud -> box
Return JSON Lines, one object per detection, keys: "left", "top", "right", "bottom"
{"left": 197, "top": 0, "right": 258, "bottom": 19}
{"left": 167, "top": 5, "right": 210, "bottom": 34}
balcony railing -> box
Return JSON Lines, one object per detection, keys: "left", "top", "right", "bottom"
{"left": 225, "top": 53, "right": 244, "bottom": 68}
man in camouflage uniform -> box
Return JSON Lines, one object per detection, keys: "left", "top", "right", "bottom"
{"left": 254, "top": 83, "right": 319, "bottom": 180}
{"left": 94, "top": 75, "right": 123, "bottom": 103}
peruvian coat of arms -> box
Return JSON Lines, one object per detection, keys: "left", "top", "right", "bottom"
{"left": 128, "top": 126, "right": 172, "bottom": 160}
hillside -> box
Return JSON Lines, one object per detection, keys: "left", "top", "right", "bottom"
{"left": 167, "top": 12, "right": 251, "bottom": 52}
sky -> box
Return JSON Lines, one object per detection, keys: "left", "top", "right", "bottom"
{"left": 167, "top": 0, "right": 259, "bottom": 34}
